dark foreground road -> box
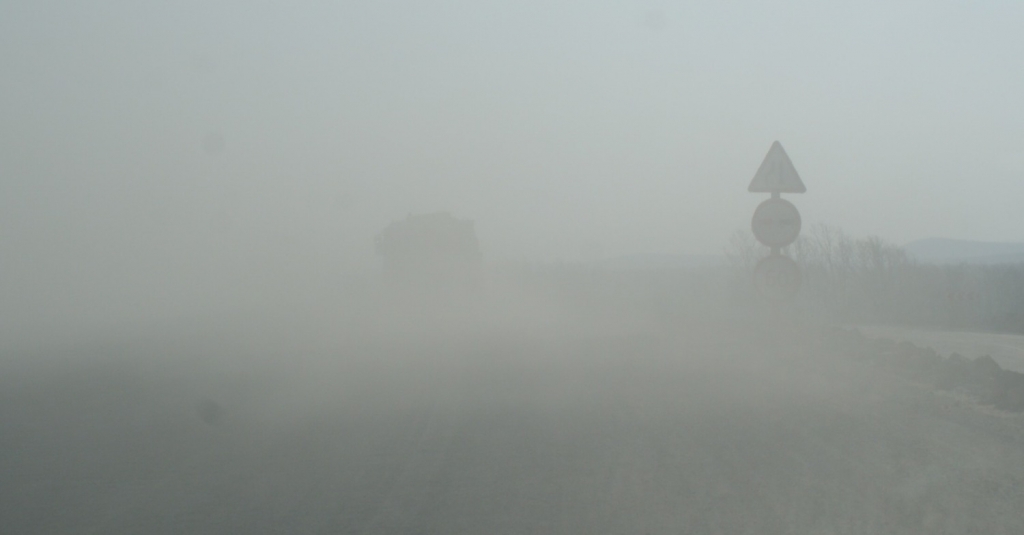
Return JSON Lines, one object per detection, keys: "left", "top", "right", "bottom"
{"left": 4, "top": 320, "right": 1024, "bottom": 534}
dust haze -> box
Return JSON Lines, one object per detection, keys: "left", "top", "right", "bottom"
{"left": 5, "top": 2, "right": 1024, "bottom": 533}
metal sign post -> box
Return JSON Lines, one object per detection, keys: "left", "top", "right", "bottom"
{"left": 749, "top": 141, "right": 805, "bottom": 300}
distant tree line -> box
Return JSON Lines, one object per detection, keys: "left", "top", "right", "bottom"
{"left": 728, "top": 225, "right": 1024, "bottom": 334}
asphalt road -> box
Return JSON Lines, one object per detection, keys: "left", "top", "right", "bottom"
{"left": 4, "top": 323, "right": 1024, "bottom": 534}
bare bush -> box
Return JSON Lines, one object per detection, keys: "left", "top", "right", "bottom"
{"left": 726, "top": 224, "right": 1024, "bottom": 333}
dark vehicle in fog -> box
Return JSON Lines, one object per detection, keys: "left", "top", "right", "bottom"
{"left": 374, "top": 212, "right": 482, "bottom": 290}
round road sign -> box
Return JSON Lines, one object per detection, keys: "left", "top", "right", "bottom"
{"left": 751, "top": 198, "right": 801, "bottom": 248}
{"left": 754, "top": 254, "right": 801, "bottom": 301}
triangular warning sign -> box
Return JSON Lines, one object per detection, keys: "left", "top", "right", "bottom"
{"left": 748, "top": 141, "right": 806, "bottom": 193}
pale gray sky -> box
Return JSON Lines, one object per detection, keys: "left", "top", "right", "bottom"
{"left": 2, "top": 1, "right": 1024, "bottom": 327}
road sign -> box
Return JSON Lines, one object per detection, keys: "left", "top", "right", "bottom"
{"left": 754, "top": 254, "right": 801, "bottom": 300}
{"left": 748, "top": 141, "right": 805, "bottom": 193}
{"left": 751, "top": 198, "right": 802, "bottom": 248}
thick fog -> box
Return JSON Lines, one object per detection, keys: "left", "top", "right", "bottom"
{"left": 5, "top": 3, "right": 1024, "bottom": 533}
{"left": 4, "top": 1, "right": 1024, "bottom": 336}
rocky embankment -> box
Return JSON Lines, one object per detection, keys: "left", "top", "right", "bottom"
{"left": 832, "top": 327, "right": 1024, "bottom": 412}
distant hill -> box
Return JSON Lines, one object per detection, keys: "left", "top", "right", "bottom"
{"left": 904, "top": 238, "right": 1024, "bottom": 265}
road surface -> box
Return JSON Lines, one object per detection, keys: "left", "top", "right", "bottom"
{"left": 4, "top": 323, "right": 1024, "bottom": 534}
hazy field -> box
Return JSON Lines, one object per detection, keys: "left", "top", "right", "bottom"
{"left": 5, "top": 305, "right": 1024, "bottom": 534}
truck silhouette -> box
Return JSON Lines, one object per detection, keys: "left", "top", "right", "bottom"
{"left": 374, "top": 212, "right": 482, "bottom": 290}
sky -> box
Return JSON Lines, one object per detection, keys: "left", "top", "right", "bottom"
{"left": 2, "top": 1, "right": 1024, "bottom": 329}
